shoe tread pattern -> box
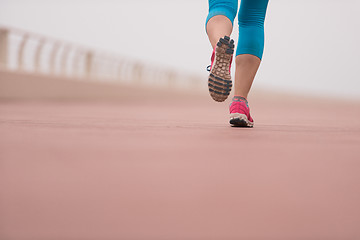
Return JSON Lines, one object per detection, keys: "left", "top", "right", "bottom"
{"left": 208, "top": 36, "right": 234, "bottom": 102}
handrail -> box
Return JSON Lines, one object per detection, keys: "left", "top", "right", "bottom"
{"left": 0, "top": 25, "right": 202, "bottom": 90}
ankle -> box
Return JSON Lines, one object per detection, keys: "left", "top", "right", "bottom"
{"left": 233, "top": 94, "right": 248, "bottom": 100}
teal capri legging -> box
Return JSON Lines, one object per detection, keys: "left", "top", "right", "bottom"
{"left": 206, "top": 0, "right": 269, "bottom": 60}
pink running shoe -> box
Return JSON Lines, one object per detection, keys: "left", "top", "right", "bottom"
{"left": 207, "top": 36, "right": 234, "bottom": 102}
{"left": 229, "top": 96, "right": 254, "bottom": 127}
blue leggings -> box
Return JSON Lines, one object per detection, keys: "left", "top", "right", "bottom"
{"left": 206, "top": 0, "right": 269, "bottom": 60}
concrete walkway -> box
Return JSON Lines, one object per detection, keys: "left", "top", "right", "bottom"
{"left": 1, "top": 93, "right": 360, "bottom": 239}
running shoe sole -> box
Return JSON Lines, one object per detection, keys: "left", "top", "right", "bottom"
{"left": 229, "top": 113, "right": 254, "bottom": 128}
{"left": 208, "top": 36, "right": 234, "bottom": 102}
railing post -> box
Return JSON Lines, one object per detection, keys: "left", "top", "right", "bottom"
{"left": 167, "top": 71, "right": 176, "bottom": 88}
{"left": 132, "top": 63, "right": 143, "bottom": 83}
{"left": 72, "top": 50, "right": 82, "bottom": 78}
{"left": 117, "top": 60, "right": 124, "bottom": 81}
{"left": 18, "top": 34, "right": 29, "bottom": 71}
{"left": 34, "top": 39, "right": 45, "bottom": 73}
{"left": 0, "top": 28, "right": 9, "bottom": 68}
{"left": 85, "top": 51, "right": 93, "bottom": 79}
{"left": 60, "top": 46, "right": 70, "bottom": 76}
{"left": 50, "top": 43, "right": 60, "bottom": 74}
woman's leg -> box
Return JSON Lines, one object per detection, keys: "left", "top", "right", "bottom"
{"left": 205, "top": 0, "right": 238, "bottom": 102}
{"left": 206, "top": 16, "right": 233, "bottom": 49}
{"left": 234, "top": 0, "right": 269, "bottom": 99}
{"left": 234, "top": 55, "right": 261, "bottom": 98}
{"left": 205, "top": 0, "right": 238, "bottom": 48}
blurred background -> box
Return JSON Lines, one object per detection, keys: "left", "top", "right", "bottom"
{"left": 1, "top": 0, "right": 359, "bottom": 99}
{"left": 1, "top": 1, "right": 360, "bottom": 240}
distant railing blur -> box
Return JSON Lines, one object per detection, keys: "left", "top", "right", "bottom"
{"left": 0, "top": 26, "right": 202, "bottom": 90}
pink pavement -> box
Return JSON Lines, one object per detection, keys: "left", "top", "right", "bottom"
{"left": 1, "top": 92, "right": 360, "bottom": 240}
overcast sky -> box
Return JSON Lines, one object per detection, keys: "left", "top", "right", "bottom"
{"left": 1, "top": 0, "right": 359, "bottom": 99}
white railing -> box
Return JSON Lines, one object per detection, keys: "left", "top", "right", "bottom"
{"left": 0, "top": 26, "right": 202, "bottom": 90}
